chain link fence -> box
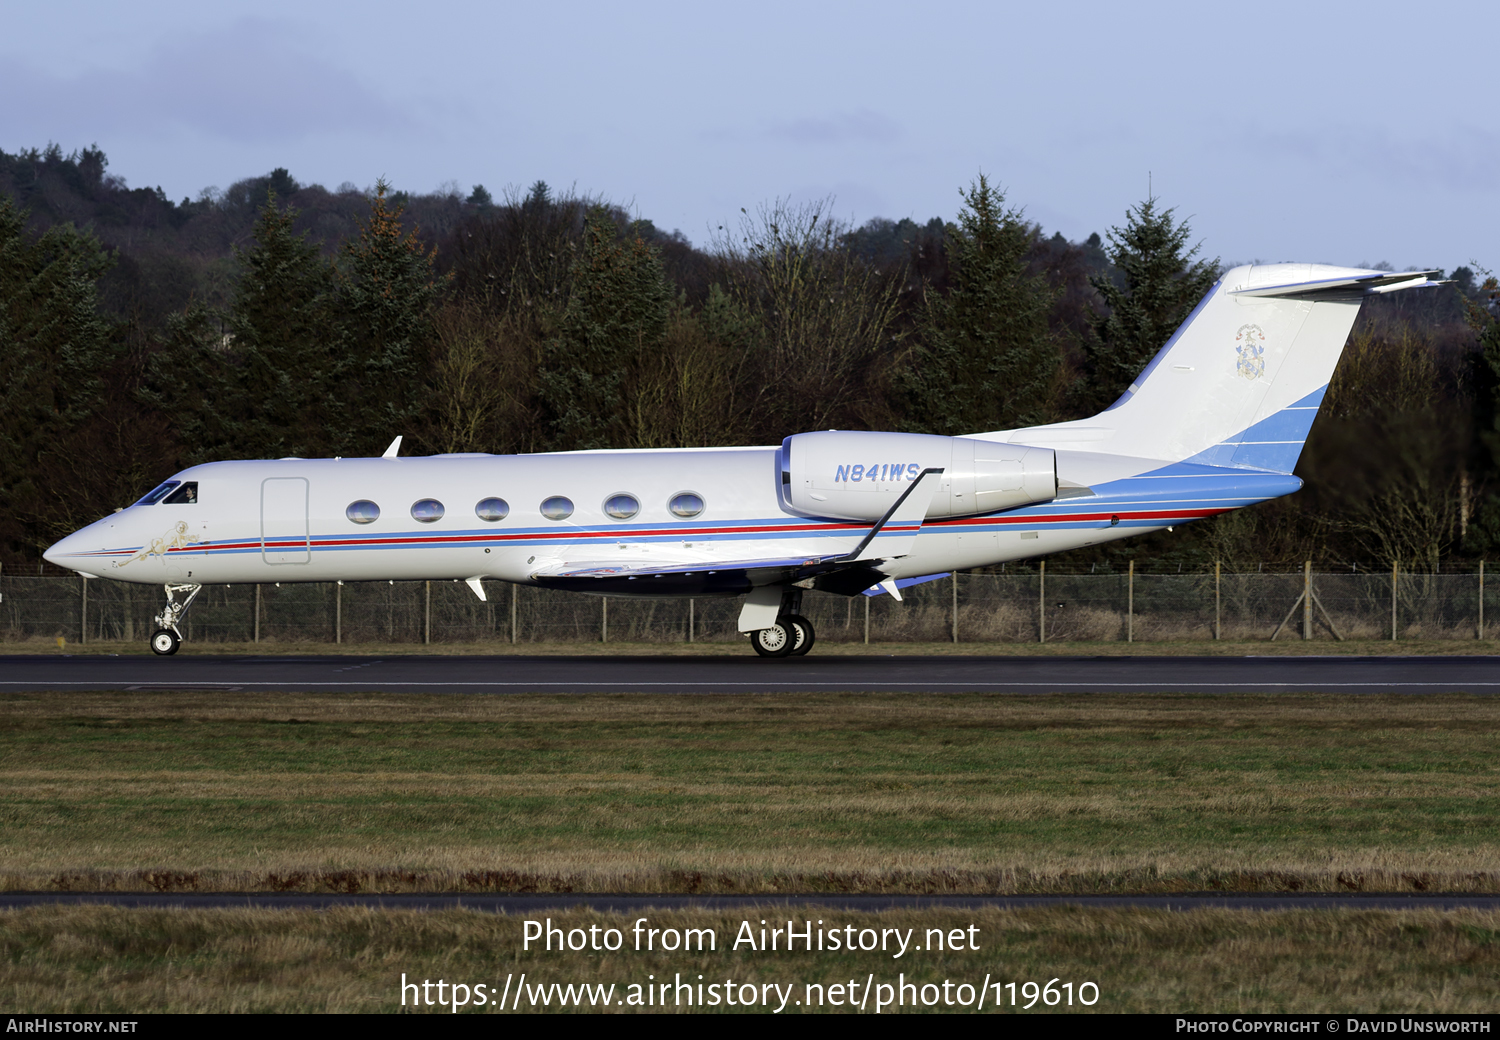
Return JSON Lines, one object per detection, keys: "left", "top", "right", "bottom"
{"left": 3, "top": 567, "right": 1497, "bottom": 646}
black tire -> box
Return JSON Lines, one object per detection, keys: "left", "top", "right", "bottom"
{"left": 750, "top": 622, "right": 795, "bottom": 657}
{"left": 783, "top": 614, "right": 816, "bottom": 656}
{"left": 150, "top": 628, "right": 180, "bottom": 656}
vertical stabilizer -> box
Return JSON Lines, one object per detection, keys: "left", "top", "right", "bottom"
{"left": 991, "top": 264, "right": 1438, "bottom": 472}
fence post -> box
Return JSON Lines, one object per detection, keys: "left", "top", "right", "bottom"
{"left": 1391, "top": 562, "right": 1398, "bottom": 641}
{"left": 510, "top": 583, "right": 518, "bottom": 645}
{"left": 688, "top": 599, "right": 695, "bottom": 643}
{"left": 1303, "top": 561, "right": 1312, "bottom": 641}
{"left": 1214, "top": 560, "right": 1221, "bottom": 641}
{"left": 424, "top": 581, "right": 431, "bottom": 645}
{"left": 80, "top": 575, "right": 87, "bottom": 646}
{"left": 335, "top": 582, "right": 342, "bottom": 645}
{"left": 863, "top": 595, "right": 870, "bottom": 645}
{"left": 254, "top": 584, "right": 261, "bottom": 643}
{"left": 1480, "top": 561, "right": 1486, "bottom": 641}
{"left": 602, "top": 597, "right": 608, "bottom": 643}
{"left": 1127, "top": 560, "right": 1134, "bottom": 643}
{"left": 952, "top": 571, "right": 959, "bottom": 644}
{"left": 1039, "top": 561, "right": 1046, "bottom": 643}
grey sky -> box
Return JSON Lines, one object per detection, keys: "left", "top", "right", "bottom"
{"left": 3, "top": 0, "right": 1493, "bottom": 270}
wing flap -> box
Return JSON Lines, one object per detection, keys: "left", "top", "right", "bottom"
{"left": 536, "top": 555, "right": 841, "bottom": 581}
{"left": 530, "top": 554, "right": 856, "bottom": 597}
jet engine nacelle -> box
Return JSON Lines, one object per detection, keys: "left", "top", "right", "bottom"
{"left": 780, "top": 431, "right": 1057, "bottom": 521}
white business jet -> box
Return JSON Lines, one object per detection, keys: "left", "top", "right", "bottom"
{"left": 44, "top": 263, "right": 1438, "bottom": 656}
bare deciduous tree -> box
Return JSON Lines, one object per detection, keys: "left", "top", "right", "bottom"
{"left": 420, "top": 299, "right": 544, "bottom": 455}
{"left": 713, "top": 198, "right": 903, "bottom": 437}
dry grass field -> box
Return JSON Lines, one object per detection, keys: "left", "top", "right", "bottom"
{"left": 2, "top": 690, "right": 1498, "bottom": 894}
{"left": 5, "top": 688, "right": 1499, "bottom": 1012}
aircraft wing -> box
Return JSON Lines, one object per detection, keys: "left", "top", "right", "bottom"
{"left": 529, "top": 553, "right": 858, "bottom": 596}
{"left": 528, "top": 468, "right": 946, "bottom": 597}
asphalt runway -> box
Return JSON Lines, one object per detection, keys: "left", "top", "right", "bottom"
{"left": 1, "top": 653, "right": 1498, "bottom": 694}
{"left": 6, "top": 892, "right": 1500, "bottom": 912}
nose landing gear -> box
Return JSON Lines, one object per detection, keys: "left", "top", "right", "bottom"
{"left": 150, "top": 582, "right": 202, "bottom": 656}
{"left": 150, "top": 628, "right": 181, "bottom": 655}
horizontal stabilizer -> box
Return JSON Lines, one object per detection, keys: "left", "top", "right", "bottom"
{"left": 1231, "top": 270, "right": 1441, "bottom": 299}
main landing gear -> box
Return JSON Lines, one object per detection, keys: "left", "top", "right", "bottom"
{"left": 150, "top": 582, "right": 202, "bottom": 656}
{"left": 748, "top": 587, "right": 817, "bottom": 658}
{"left": 750, "top": 613, "right": 816, "bottom": 658}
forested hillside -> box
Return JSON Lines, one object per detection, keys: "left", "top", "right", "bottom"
{"left": 2, "top": 143, "right": 1494, "bottom": 572}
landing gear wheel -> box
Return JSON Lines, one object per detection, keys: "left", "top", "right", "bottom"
{"left": 150, "top": 628, "right": 181, "bottom": 656}
{"left": 750, "top": 621, "right": 795, "bottom": 658}
{"left": 783, "top": 614, "right": 816, "bottom": 656}
{"left": 149, "top": 584, "right": 200, "bottom": 656}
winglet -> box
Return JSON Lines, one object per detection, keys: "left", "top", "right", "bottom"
{"left": 382, "top": 436, "right": 403, "bottom": 459}
{"left": 465, "top": 576, "right": 487, "bottom": 601}
{"left": 846, "top": 467, "right": 945, "bottom": 563}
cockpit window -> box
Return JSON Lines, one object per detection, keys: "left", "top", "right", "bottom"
{"left": 136, "top": 481, "right": 180, "bottom": 506}
{"left": 162, "top": 482, "right": 198, "bottom": 504}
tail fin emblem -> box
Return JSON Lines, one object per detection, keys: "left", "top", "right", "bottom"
{"left": 1235, "top": 323, "right": 1266, "bottom": 380}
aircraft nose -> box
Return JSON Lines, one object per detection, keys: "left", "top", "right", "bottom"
{"left": 44, "top": 530, "right": 88, "bottom": 570}
{"left": 43, "top": 537, "right": 67, "bottom": 568}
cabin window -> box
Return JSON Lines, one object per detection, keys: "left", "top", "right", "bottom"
{"left": 136, "top": 481, "right": 180, "bottom": 506}
{"left": 346, "top": 500, "right": 380, "bottom": 524}
{"left": 411, "top": 499, "right": 445, "bottom": 523}
{"left": 669, "top": 492, "right": 705, "bottom": 519}
{"left": 162, "top": 482, "right": 198, "bottom": 504}
{"left": 603, "top": 493, "right": 639, "bottom": 520}
{"left": 475, "top": 497, "right": 509, "bottom": 522}
{"left": 540, "top": 496, "right": 574, "bottom": 521}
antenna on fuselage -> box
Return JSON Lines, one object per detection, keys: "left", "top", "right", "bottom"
{"left": 382, "top": 436, "right": 402, "bottom": 459}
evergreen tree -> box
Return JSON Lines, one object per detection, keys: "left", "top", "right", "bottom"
{"left": 144, "top": 193, "right": 337, "bottom": 462}
{"left": 1463, "top": 272, "right": 1500, "bottom": 552}
{"left": 1080, "top": 196, "right": 1219, "bottom": 413}
{"left": 538, "top": 207, "right": 671, "bottom": 450}
{"left": 900, "top": 175, "right": 1058, "bottom": 434}
{"left": 141, "top": 302, "right": 227, "bottom": 462}
{"left": 222, "top": 193, "right": 336, "bottom": 458}
{"left": 266, "top": 167, "right": 300, "bottom": 198}
{"left": 0, "top": 197, "right": 118, "bottom": 555}
{"left": 332, "top": 179, "right": 444, "bottom": 455}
